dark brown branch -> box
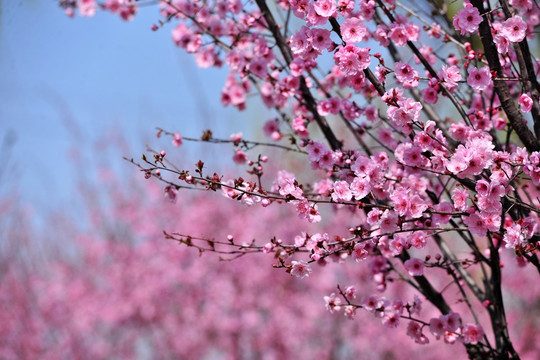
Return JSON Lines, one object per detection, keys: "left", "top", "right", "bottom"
{"left": 486, "top": 234, "right": 521, "bottom": 359}
{"left": 523, "top": 252, "right": 540, "bottom": 275}
{"left": 255, "top": 0, "right": 342, "bottom": 150}
{"left": 374, "top": 0, "right": 471, "bottom": 125}
{"left": 498, "top": 0, "right": 540, "bottom": 139}
{"left": 329, "top": 17, "right": 387, "bottom": 97}
{"left": 471, "top": 0, "right": 540, "bottom": 152}
{"left": 399, "top": 250, "right": 485, "bottom": 359}
{"left": 433, "top": 234, "right": 485, "bottom": 301}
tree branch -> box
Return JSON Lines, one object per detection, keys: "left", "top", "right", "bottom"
{"left": 255, "top": 0, "right": 342, "bottom": 150}
{"left": 471, "top": 0, "right": 540, "bottom": 152}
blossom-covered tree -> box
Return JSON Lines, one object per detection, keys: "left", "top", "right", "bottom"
{"left": 56, "top": 0, "right": 540, "bottom": 358}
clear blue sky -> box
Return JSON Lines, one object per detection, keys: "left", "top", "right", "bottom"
{"left": 0, "top": 0, "right": 258, "bottom": 213}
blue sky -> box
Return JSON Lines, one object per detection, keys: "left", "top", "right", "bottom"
{"left": 0, "top": 0, "right": 258, "bottom": 213}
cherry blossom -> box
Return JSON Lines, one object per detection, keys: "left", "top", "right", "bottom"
{"left": 519, "top": 93, "right": 533, "bottom": 113}
{"left": 467, "top": 66, "right": 492, "bottom": 92}
{"left": 404, "top": 258, "right": 425, "bottom": 277}
{"left": 453, "top": 5, "right": 482, "bottom": 35}
{"left": 501, "top": 15, "right": 528, "bottom": 43}
{"left": 290, "top": 260, "right": 312, "bottom": 278}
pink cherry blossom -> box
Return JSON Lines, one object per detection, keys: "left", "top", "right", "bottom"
{"left": 232, "top": 148, "right": 248, "bottom": 164}
{"left": 373, "top": 25, "right": 390, "bottom": 46}
{"left": 313, "top": 0, "right": 336, "bottom": 18}
{"left": 387, "top": 97, "right": 422, "bottom": 134}
{"left": 407, "top": 321, "right": 424, "bottom": 342}
{"left": 352, "top": 243, "right": 369, "bottom": 262}
{"left": 444, "top": 312, "right": 462, "bottom": 332}
{"left": 501, "top": 15, "right": 527, "bottom": 43}
{"left": 172, "top": 132, "right": 183, "bottom": 147}
{"left": 422, "top": 87, "right": 438, "bottom": 104}
{"left": 307, "top": 141, "right": 328, "bottom": 162}
{"left": 350, "top": 176, "right": 371, "bottom": 200}
{"left": 340, "top": 17, "right": 369, "bottom": 43}
{"left": 263, "top": 119, "right": 281, "bottom": 139}
{"left": 379, "top": 210, "right": 399, "bottom": 234}
{"left": 441, "top": 65, "right": 462, "bottom": 91}
{"left": 404, "top": 258, "right": 425, "bottom": 276}
{"left": 382, "top": 311, "right": 400, "bottom": 328}
{"left": 462, "top": 324, "right": 484, "bottom": 345}
{"left": 308, "top": 28, "right": 333, "bottom": 52}
{"left": 77, "top": 0, "right": 97, "bottom": 17}
{"left": 332, "top": 180, "right": 352, "bottom": 202}
{"left": 503, "top": 223, "right": 526, "bottom": 249}
{"left": 408, "top": 195, "right": 428, "bottom": 219}
{"left": 317, "top": 97, "right": 341, "bottom": 116}
{"left": 463, "top": 212, "right": 488, "bottom": 237}
{"left": 519, "top": 93, "right": 533, "bottom": 113}
{"left": 394, "top": 61, "right": 420, "bottom": 89}
{"left": 324, "top": 293, "right": 342, "bottom": 313}
{"left": 291, "top": 260, "right": 312, "bottom": 278}
{"left": 388, "top": 21, "right": 419, "bottom": 46}
{"left": 429, "top": 316, "right": 446, "bottom": 337}
{"left": 494, "top": 32, "right": 510, "bottom": 54}
{"left": 510, "top": 0, "right": 533, "bottom": 9}
{"left": 467, "top": 66, "right": 492, "bottom": 92}
{"left": 453, "top": 5, "right": 482, "bottom": 35}
{"left": 334, "top": 45, "right": 371, "bottom": 75}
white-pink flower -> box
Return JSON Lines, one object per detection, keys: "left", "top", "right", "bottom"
{"left": 350, "top": 176, "right": 371, "bottom": 200}
{"left": 353, "top": 243, "right": 369, "bottom": 262}
{"left": 334, "top": 45, "right": 371, "bottom": 76}
{"left": 503, "top": 223, "right": 526, "bottom": 249}
{"left": 332, "top": 180, "right": 353, "bottom": 202}
{"left": 324, "top": 293, "right": 342, "bottom": 313}
{"left": 382, "top": 311, "right": 400, "bottom": 328}
{"left": 290, "top": 260, "right": 312, "bottom": 279}
{"left": 408, "top": 195, "right": 428, "bottom": 219}
{"left": 77, "top": 0, "right": 97, "bottom": 17}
